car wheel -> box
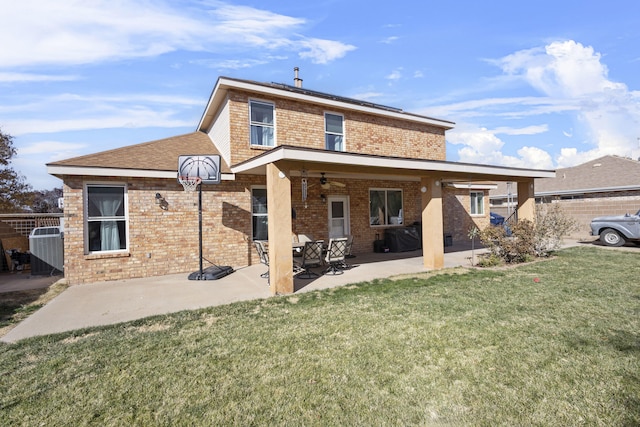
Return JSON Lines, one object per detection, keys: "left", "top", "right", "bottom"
{"left": 600, "top": 228, "right": 625, "bottom": 247}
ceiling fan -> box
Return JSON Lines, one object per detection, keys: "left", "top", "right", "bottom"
{"left": 319, "top": 172, "right": 346, "bottom": 190}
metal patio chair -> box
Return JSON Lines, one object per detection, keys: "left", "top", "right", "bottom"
{"left": 324, "top": 237, "right": 348, "bottom": 275}
{"left": 295, "top": 240, "right": 324, "bottom": 279}
{"left": 254, "top": 241, "right": 270, "bottom": 283}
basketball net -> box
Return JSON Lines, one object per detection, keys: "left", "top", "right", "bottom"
{"left": 178, "top": 176, "right": 202, "bottom": 192}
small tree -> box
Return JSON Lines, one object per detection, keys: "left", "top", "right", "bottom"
{"left": 31, "top": 188, "right": 63, "bottom": 213}
{"left": 468, "top": 225, "right": 479, "bottom": 266}
{"left": 0, "top": 128, "right": 32, "bottom": 212}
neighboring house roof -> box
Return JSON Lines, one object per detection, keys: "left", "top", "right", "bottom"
{"left": 491, "top": 155, "right": 640, "bottom": 197}
{"left": 47, "top": 132, "right": 232, "bottom": 179}
{"left": 197, "top": 76, "right": 456, "bottom": 133}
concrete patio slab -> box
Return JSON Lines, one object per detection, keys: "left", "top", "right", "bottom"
{"left": 1, "top": 241, "right": 585, "bottom": 343}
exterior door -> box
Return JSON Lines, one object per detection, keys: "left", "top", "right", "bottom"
{"left": 328, "top": 196, "right": 350, "bottom": 238}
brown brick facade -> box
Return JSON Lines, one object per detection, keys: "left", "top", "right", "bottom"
{"left": 443, "top": 188, "right": 490, "bottom": 244}
{"left": 63, "top": 172, "right": 459, "bottom": 284}
{"left": 225, "top": 90, "right": 446, "bottom": 166}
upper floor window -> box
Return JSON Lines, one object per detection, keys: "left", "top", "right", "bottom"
{"left": 250, "top": 100, "right": 275, "bottom": 147}
{"left": 325, "top": 113, "right": 344, "bottom": 151}
{"left": 86, "top": 184, "right": 128, "bottom": 253}
{"left": 370, "top": 189, "right": 403, "bottom": 226}
{"left": 470, "top": 191, "right": 484, "bottom": 215}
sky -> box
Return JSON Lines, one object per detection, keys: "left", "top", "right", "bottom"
{"left": 1, "top": 0, "right": 639, "bottom": 190}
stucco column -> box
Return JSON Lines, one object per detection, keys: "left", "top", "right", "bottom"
{"left": 517, "top": 179, "right": 536, "bottom": 222}
{"left": 421, "top": 177, "right": 444, "bottom": 269}
{"left": 266, "top": 161, "right": 294, "bottom": 295}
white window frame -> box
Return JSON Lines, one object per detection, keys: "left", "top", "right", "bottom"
{"left": 470, "top": 191, "right": 485, "bottom": 216}
{"left": 369, "top": 188, "right": 404, "bottom": 227}
{"left": 251, "top": 186, "right": 268, "bottom": 241}
{"left": 84, "top": 183, "right": 129, "bottom": 254}
{"left": 249, "top": 100, "right": 275, "bottom": 147}
{"left": 324, "top": 112, "right": 345, "bottom": 151}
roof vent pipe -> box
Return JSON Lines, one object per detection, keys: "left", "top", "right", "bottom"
{"left": 294, "top": 67, "right": 303, "bottom": 88}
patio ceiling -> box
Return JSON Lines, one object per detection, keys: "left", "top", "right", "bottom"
{"left": 231, "top": 145, "right": 556, "bottom": 183}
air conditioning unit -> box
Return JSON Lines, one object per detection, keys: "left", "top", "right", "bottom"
{"left": 29, "top": 226, "right": 64, "bottom": 275}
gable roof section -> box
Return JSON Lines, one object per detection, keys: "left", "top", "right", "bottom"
{"left": 490, "top": 155, "right": 640, "bottom": 197}
{"left": 197, "top": 77, "right": 455, "bottom": 133}
{"left": 47, "top": 132, "right": 232, "bottom": 179}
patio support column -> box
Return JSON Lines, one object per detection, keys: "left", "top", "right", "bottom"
{"left": 517, "top": 179, "right": 536, "bottom": 222}
{"left": 421, "top": 177, "right": 444, "bottom": 269}
{"left": 266, "top": 161, "right": 294, "bottom": 295}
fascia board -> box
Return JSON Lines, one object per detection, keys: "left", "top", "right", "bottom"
{"left": 47, "top": 165, "right": 235, "bottom": 181}
{"left": 232, "top": 147, "right": 556, "bottom": 179}
{"left": 447, "top": 183, "right": 499, "bottom": 190}
{"left": 491, "top": 184, "right": 640, "bottom": 198}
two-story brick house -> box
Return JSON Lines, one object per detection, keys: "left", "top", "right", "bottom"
{"left": 47, "top": 75, "right": 554, "bottom": 294}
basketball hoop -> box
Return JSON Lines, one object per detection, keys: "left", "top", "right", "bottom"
{"left": 178, "top": 176, "right": 202, "bottom": 192}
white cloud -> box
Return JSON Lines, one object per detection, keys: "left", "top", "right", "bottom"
{"left": 0, "top": 1, "right": 354, "bottom": 68}
{"left": 386, "top": 68, "right": 403, "bottom": 81}
{"left": 491, "top": 125, "right": 549, "bottom": 136}
{"left": 448, "top": 126, "right": 553, "bottom": 169}
{"left": 0, "top": 73, "right": 79, "bottom": 83}
{"left": 7, "top": 110, "right": 192, "bottom": 135}
{"left": 352, "top": 92, "right": 384, "bottom": 101}
{"left": 298, "top": 38, "right": 356, "bottom": 64}
{"left": 380, "top": 36, "right": 399, "bottom": 44}
{"left": 17, "top": 141, "right": 87, "bottom": 156}
{"left": 413, "top": 71, "right": 424, "bottom": 78}
{"left": 443, "top": 40, "right": 640, "bottom": 168}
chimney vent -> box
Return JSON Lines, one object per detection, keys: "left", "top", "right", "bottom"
{"left": 294, "top": 67, "right": 303, "bottom": 88}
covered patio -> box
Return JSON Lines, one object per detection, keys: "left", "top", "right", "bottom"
{"left": 232, "top": 145, "right": 555, "bottom": 295}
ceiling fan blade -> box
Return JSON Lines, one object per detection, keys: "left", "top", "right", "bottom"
{"left": 321, "top": 183, "right": 331, "bottom": 190}
{"left": 329, "top": 181, "right": 346, "bottom": 187}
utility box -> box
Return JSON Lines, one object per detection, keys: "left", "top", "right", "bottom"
{"left": 29, "top": 226, "right": 64, "bottom": 275}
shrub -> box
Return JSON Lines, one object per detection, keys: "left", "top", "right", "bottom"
{"left": 533, "top": 204, "right": 578, "bottom": 256}
{"left": 480, "top": 205, "right": 577, "bottom": 264}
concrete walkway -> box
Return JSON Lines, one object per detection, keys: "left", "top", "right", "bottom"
{"left": 2, "top": 241, "right": 587, "bottom": 343}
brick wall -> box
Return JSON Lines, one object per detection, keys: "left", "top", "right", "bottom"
{"left": 443, "top": 188, "right": 490, "bottom": 244}
{"left": 62, "top": 174, "right": 458, "bottom": 284}
{"left": 62, "top": 175, "right": 265, "bottom": 284}
{"left": 492, "top": 192, "right": 640, "bottom": 239}
{"left": 226, "top": 90, "right": 446, "bottom": 165}
{"left": 546, "top": 194, "right": 640, "bottom": 239}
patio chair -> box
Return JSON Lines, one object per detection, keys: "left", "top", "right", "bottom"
{"left": 345, "top": 235, "right": 355, "bottom": 257}
{"left": 295, "top": 240, "right": 324, "bottom": 279}
{"left": 324, "top": 237, "right": 348, "bottom": 275}
{"left": 341, "top": 235, "right": 355, "bottom": 269}
{"left": 254, "top": 241, "right": 269, "bottom": 282}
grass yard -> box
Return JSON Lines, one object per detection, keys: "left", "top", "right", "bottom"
{"left": 0, "top": 246, "right": 638, "bottom": 426}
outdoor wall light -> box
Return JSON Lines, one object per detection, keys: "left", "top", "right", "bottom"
{"left": 320, "top": 194, "right": 327, "bottom": 203}
{"left": 155, "top": 193, "right": 169, "bottom": 210}
{"left": 420, "top": 186, "right": 427, "bottom": 193}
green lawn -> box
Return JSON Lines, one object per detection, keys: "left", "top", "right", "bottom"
{"left": 1, "top": 247, "right": 638, "bottom": 426}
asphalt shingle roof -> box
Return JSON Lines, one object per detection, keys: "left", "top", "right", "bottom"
{"left": 491, "top": 155, "right": 640, "bottom": 196}
{"left": 47, "top": 132, "right": 230, "bottom": 174}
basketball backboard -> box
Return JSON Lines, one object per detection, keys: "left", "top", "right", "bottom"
{"left": 177, "top": 155, "right": 221, "bottom": 185}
